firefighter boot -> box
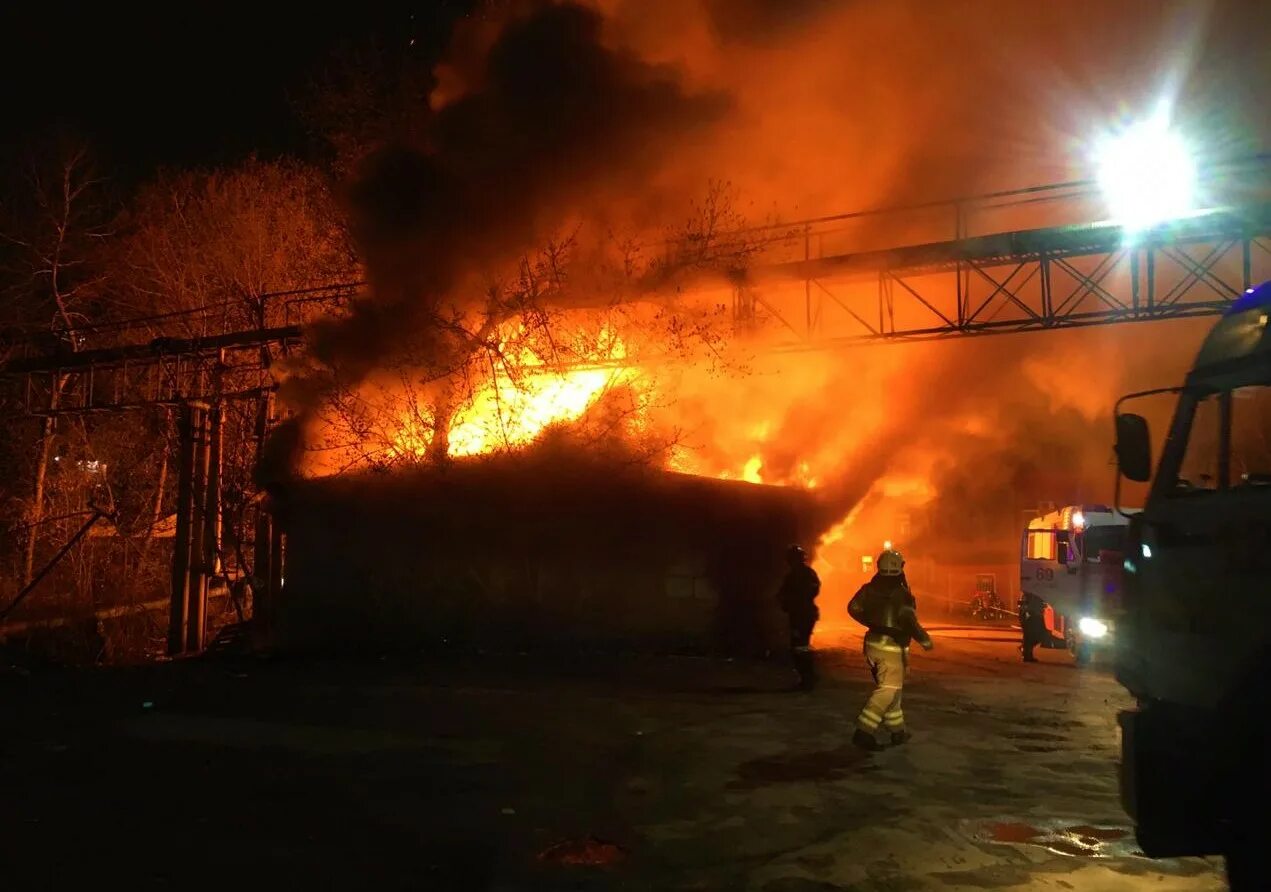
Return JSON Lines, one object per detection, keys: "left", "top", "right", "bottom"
{"left": 1021, "top": 634, "right": 1038, "bottom": 662}
{"left": 890, "top": 730, "right": 912, "bottom": 746}
{"left": 852, "top": 728, "right": 882, "bottom": 751}
{"left": 793, "top": 649, "right": 817, "bottom": 691}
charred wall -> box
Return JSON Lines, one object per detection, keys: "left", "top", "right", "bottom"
{"left": 274, "top": 452, "right": 823, "bottom": 656}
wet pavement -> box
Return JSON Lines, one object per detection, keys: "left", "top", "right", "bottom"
{"left": 0, "top": 624, "right": 1226, "bottom": 890}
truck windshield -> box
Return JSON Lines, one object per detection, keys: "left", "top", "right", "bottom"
{"left": 1174, "top": 384, "right": 1271, "bottom": 492}
{"left": 1080, "top": 525, "right": 1125, "bottom": 561}
{"left": 1232, "top": 385, "right": 1271, "bottom": 486}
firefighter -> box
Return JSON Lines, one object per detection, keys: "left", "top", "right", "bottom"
{"left": 847, "top": 548, "right": 933, "bottom": 750}
{"left": 777, "top": 544, "right": 821, "bottom": 690}
{"left": 1018, "top": 592, "right": 1049, "bottom": 662}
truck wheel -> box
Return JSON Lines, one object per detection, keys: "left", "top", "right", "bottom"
{"left": 1225, "top": 824, "right": 1267, "bottom": 891}
{"left": 1226, "top": 849, "right": 1250, "bottom": 889}
{"left": 1223, "top": 690, "right": 1270, "bottom": 891}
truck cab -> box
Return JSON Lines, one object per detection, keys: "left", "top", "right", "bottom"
{"left": 1114, "top": 281, "right": 1271, "bottom": 878}
{"left": 1020, "top": 505, "right": 1130, "bottom": 663}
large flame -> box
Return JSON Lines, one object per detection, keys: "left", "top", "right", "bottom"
{"left": 389, "top": 324, "right": 639, "bottom": 460}
{"left": 447, "top": 366, "right": 620, "bottom": 456}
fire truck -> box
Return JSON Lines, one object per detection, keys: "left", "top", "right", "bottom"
{"left": 1113, "top": 280, "right": 1271, "bottom": 884}
{"left": 1019, "top": 505, "right": 1130, "bottom": 663}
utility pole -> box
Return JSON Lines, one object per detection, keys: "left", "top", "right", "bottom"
{"left": 169, "top": 401, "right": 220, "bottom": 656}
{"left": 252, "top": 390, "right": 276, "bottom": 631}
{"left": 169, "top": 403, "right": 199, "bottom": 655}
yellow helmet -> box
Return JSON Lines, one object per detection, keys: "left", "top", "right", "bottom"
{"left": 877, "top": 548, "right": 905, "bottom": 576}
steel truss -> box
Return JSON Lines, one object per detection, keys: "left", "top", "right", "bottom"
{"left": 744, "top": 204, "right": 1271, "bottom": 346}
{"left": 722, "top": 154, "right": 1271, "bottom": 345}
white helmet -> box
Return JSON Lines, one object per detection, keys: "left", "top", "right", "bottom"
{"left": 877, "top": 548, "right": 905, "bottom": 576}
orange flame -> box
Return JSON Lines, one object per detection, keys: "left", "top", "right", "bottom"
{"left": 390, "top": 325, "right": 638, "bottom": 460}
{"left": 448, "top": 363, "right": 627, "bottom": 456}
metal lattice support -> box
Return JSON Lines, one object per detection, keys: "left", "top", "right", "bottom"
{"left": 1, "top": 283, "right": 359, "bottom": 416}
{"left": 7, "top": 327, "right": 303, "bottom": 415}
{"left": 760, "top": 206, "right": 1271, "bottom": 345}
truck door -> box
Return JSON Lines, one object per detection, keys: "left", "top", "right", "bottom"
{"left": 1134, "top": 384, "right": 1271, "bottom": 707}
{"left": 1020, "top": 527, "right": 1062, "bottom": 602}
{"left": 1075, "top": 525, "right": 1123, "bottom": 614}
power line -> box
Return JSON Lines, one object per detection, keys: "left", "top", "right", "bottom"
{"left": 50, "top": 281, "right": 364, "bottom": 338}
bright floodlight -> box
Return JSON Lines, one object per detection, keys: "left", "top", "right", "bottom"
{"left": 1078, "top": 616, "right": 1109, "bottom": 639}
{"left": 1094, "top": 104, "right": 1197, "bottom": 232}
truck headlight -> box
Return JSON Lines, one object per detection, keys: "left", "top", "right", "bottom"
{"left": 1078, "top": 616, "right": 1109, "bottom": 639}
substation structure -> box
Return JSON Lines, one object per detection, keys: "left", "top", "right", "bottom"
{"left": 0, "top": 285, "right": 361, "bottom": 653}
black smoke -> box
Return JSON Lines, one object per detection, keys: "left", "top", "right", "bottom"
{"left": 310, "top": 2, "right": 726, "bottom": 395}
{"left": 262, "top": 2, "right": 728, "bottom": 486}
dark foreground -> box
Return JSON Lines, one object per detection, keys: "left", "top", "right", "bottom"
{"left": 0, "top": 625, "right": 1224, "bottom": 891}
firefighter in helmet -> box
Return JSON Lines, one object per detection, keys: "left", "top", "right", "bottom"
{"left": 777, "top": 544, "right": 822, "bottom": 690}
{"left": 1018, "top": 592, "right": 1050, "bottom": 662}
{"left": 847, "top": 547, "right": 933, "bottom": 750}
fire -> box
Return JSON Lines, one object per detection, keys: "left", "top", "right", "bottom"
{"left": 821, "top": 510, "right": 858, "bottom": 548}
{"left": 447, "top": 365, "right": 623, "bottom": 456}
{"left": 389, "top": 325, "right": 639, "bottom": 460}
{"left": 727, "top": 454, "right": 818, "bottom": 488}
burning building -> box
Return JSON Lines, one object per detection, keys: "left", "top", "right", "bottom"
{"left": 274, "top": 443, "right": 823, "bottom": 655}
{"left": 255, "top": 0, "right": 1252, "bottom": 653}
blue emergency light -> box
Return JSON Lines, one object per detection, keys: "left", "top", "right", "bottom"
{"left": 1227, "top": 280, "right": 1271, "bottom": 315}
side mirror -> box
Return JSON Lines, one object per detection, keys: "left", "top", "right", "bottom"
{"left": 1115, "top": 413, "right": 1153, "bottom": 483}
{"left": 1056, "top": 530, "right": 1071, "bottom": 565}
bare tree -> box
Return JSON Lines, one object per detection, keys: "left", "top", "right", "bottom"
{"left": 0, "top": 143, "right": 111, "bottom": 337}
{"left": 109, "top": 159, "right": 359, "bottom": 632}
{"left": 116, "top": 157, "right": 357, "bottom": 338}
{"left": 650, "top": 180, "right": 776, "bottom": 286}
{"left": 1, "top": 154, "right": 353, "bottom": 646}
{"left": 0, "top": 143, "right": 112, "bottom": 583}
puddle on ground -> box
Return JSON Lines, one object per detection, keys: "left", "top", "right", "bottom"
{"left": 538, "top": 837, "right": 627, "bottom": 866}
{"left": 730, "top": 745, "right": 877, "bottom": 788}
{"left": 967, "top": 818, "right": 1138, "bottom": 859}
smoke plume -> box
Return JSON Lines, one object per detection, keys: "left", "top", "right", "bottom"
{"left": 265, "top": 0, "right": 1266, "bottom": 590}
{"left": 308, "top": 3, "right": 725, "bottom": 391}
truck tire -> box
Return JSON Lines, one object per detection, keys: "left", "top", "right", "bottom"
{"left": 1223, "top": 655, "right": 1270, "bottom": 889}
{"left": 1225, "top": 822, "right": 1268, "bottom": 891}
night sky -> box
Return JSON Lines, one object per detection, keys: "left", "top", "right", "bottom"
{"left": 0, "top": 4, "right": 472, "bottom": 180}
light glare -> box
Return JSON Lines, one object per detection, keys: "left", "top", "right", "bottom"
{"left": 1094, "top": 106, "right": 1196, "bottom": 232}
{"left": 1078, "top": 616, "right": 1109, "bottom": 639}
